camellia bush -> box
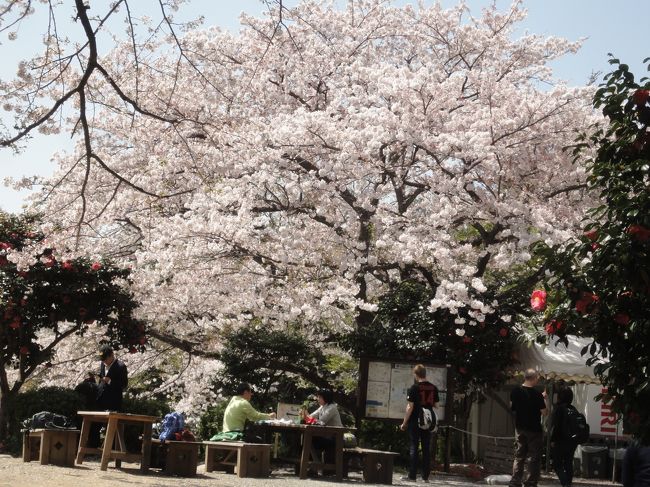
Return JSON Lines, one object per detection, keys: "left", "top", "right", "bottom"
{"left": 0, "top": 212, "right": 145, "bottom": 441}
{"left": 531, "top": 58, "right": 650, "bottom": 443}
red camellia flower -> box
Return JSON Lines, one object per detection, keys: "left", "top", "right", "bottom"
{"left": 44, "top": 257, "right": 56, "bottom": 268}
{"left": 9, "top": 321, "right": 21, "bottom": 330}
{"left": 530, "top": 289, "right": 547, "bottom": 312}
{"left": 499, "top": 328, "right": 508, "bottom": 337}
{"left": 584, "top": 229, "right": 598, "bottom": 241}
{"left": 19, "top": 346, "right": 29, "bottom": 355}
{"left": 614, "top": 313, "right": 630, "bottom": 325}
{"left": 633, "top": 89, "right": 650, "bottom": 106}
{"left": 91, "top": 262, "right": 102, "bottom": 271}
{"left": 627, "top": 224, "right": 650, "bottom": 242}
{"left": 0, "top": 242, "right": 13, "bottom": 250}
{"left": 62, "top": 260, "right": 74, "bottom": 271}
{"left": 545, "top": 319, "right": 564, "bottom": 335}
{"left": 462, "top": 336, "right": 472, "bottom": 344}
{"left": 576, "top": 292, "right": 599, "bottom": 314}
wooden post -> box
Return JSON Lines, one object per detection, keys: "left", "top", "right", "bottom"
{"left": 444, "top": 425, "right": 451, "bottom": 473}
{"left": 141, "top": 422, "right": 152, "bottom": 472}
{"left": 544, "top": 382, "right": 554, "bottom": 473}
{"left": 100, "top": 417, "right": 118, "bottom": 471}
{"left": 299, "top": 428, "right": 313, "bottom": 479}
{"left": 430, "top": 430, "right": 437, "bottom": 471}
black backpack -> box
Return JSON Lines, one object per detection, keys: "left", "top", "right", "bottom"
{"left": 22, "top": 411, "right": 75, "bottom": 431}
{"left": 562, "top": 407, "right": 590, "bottom": 444}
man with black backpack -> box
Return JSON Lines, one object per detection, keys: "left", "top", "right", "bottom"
{"left": 509, "top": 369, "right": 548, "bottom": 487}
{"left": 551, "top": 388, "right": 588, "bottom": 487}
{"left": 400, "top": 364, "right": 439, "bottom": 482}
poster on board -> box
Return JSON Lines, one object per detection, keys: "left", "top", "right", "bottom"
{"left": 362, "top": 359, "right": 448, "bottom": 422}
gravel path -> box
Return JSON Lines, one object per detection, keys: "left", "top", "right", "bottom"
{"left": 0, "top": 454, "right": 620, "bottom": 487}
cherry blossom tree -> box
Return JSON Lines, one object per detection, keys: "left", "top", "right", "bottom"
{"left": 8, "top": 1, "right": 597, "bottom": 417}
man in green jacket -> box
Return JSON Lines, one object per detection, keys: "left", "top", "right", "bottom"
{"left": 223, "top": 383, "right": 276, "bottom": 432}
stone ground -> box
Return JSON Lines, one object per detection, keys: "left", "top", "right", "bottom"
{"left": 0, "top": 455, "right": 621, "bottom": 487}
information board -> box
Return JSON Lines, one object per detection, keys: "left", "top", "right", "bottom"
{"left": 363, "top": 359, "right": 449, "bottom": 422}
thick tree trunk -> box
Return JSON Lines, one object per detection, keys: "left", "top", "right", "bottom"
{"left": 0, "top": 390, "right": 13, "bottom": 442}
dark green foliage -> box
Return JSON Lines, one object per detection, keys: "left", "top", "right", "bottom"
{"left": 535, "top": 58, "right": 650, "bottom": 443}
{"left": 122, "top": 396, "right": 171, "bottom": 418}
{"left": 4, "top": 386, "right": 84, "bottom": 455}
{"left": 357, "top": 419, "right": 410, "bottom": 463}
{"left": 121, "top": 396, "right": 172, "bottom": 452}
{"left": 214, "top": 326, "right": 355, "bottom": 412}
{"left": 197, "top": 400, "right": 229, "bottom": 441}
{"left": 345, "top": 280, "right": 517, "bottom": 391}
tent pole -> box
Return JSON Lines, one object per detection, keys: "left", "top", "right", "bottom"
{"left": 612, "top": 416, "right": 619, "bottom": 483}
{"left": 544, "top": 381, "right": 554, "bottom": 473}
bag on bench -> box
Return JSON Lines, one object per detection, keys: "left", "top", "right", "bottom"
{"left": 22, "top": 411, "right": 75, "bottom": 431}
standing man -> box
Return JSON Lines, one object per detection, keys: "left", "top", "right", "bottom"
{"left": 222, "top": 383, "right": 276, "bottom": 432}
{"left": 400, "top": 364, "right": 439, "bottom": 482}
{"left": 550, "top": 388, "right": 579, "bottom": 487}
{"left": 509, "top": 369, "right": 548, "bottom": 487}
{"left": 96, "top": 345, "right": 128, "bottom": 411}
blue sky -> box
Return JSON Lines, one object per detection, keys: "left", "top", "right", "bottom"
{"left": 0, "top": 0, "right": 646, "bottom": 212}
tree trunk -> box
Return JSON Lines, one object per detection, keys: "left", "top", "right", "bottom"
{"left": 455, "top": 393, "right": 474, "bottom": 463}
{"left": 0, "top": 390, "right": 13, "bottom": 442}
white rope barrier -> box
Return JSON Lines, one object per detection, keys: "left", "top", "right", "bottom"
{"left": 438, "top": 424, "right": 516, "bottom": 441}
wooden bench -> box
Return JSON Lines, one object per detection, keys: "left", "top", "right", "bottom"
{"left": 203, "top": 441, "right": 271, "bottom": 478}
{"left": 343, "top": 447, "right": 400, "bottom": 484}
{"left": 23, "top": 429, "right": 80, "bottom": 467}
{"left": 151, "top": 439, "right": 201, "bottom": 477}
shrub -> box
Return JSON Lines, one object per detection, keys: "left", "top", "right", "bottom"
{"left": 357, "top": 419, "right": 409, "bottom": 464}
{"left": 197, "top": 400, "right": 229, "bottom": 441}
{"left": 5, "top": 386, "right": 85, "bottom": 455}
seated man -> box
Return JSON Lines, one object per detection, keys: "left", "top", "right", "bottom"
{"left": 222, "top": 383, "right": 276, "bottom": 433}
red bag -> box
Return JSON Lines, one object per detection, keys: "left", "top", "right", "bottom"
{"left": 173, "top": 428, "right": 196, "bottom": 441}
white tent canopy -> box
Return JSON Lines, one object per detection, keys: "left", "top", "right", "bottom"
{"left": 515, "top": 335, "right": 603, "bottom": 384}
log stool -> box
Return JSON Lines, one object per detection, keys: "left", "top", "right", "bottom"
{"left": 151, "top": 439, "right": 201, "bottom": 476}
{"left": 23, "top": 429, "right": 80, "bottom": 467}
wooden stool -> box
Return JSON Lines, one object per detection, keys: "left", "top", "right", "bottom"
{"left": 343, "top": 447, "right": 399, "bottom": 484}
{"left": 23, "top": 429, "right": 80, "bottom": 467}
{"left": 151, "top": 439, "right": 201, "bottom": 476}
{"left": 204, "top": 441, "right": 271, "bottom": 478}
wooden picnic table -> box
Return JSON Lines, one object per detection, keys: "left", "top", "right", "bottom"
{"left": 252, "top": 422, "right": 354, "bottom": 481}
{"left": 75, "top": 411, "right": 158, "bottom": 472}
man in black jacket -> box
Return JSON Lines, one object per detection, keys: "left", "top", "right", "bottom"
{"left": 96, "top": 345, "right": 128, "bottom": 411}
{"left": 550, "top": 388, "right": 578, "bottom": 487}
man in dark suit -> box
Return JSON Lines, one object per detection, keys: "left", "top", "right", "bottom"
{"left": 96, "top": 345, "right": 128, "bottom": 411}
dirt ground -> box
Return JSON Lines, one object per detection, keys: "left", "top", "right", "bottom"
{"left": 0, "top": 454, "right": 623, "bottom": 487}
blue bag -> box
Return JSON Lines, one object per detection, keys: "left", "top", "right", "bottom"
{"left": 159, "top": 412, "right": 185, "bottom": 441}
